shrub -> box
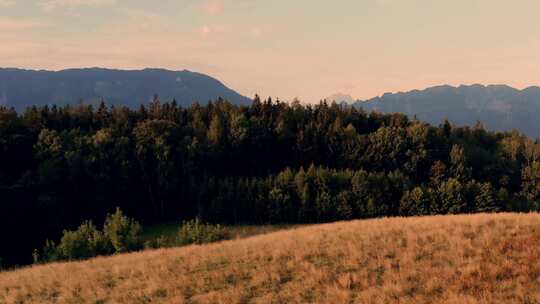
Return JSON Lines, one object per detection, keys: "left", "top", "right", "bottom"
{"left": 38, "top": 208, "right": 142, "bottom": 263}
{"left": 32, "top": 249, "right": 40, "bottom": 264}
{"left": 58, "top": 221, "right": 111, "bottom": 260}
{"left": 177, "top": 218, "right": 228, "bottom": 245}
{"left": 103, "top": 208, "right": 143, "bottom": 253}
{"left": 144, "top": 235, "right": 171, "bottom": 249}
{"left": 41, "top": 239, "right": 59, "bottom": 262}
{"left": 45, "top": 221, "right": 112, "bottom": 261}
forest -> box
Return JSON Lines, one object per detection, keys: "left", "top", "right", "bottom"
{"left": 1, "top": 96, "right": 539, "bottom": 268}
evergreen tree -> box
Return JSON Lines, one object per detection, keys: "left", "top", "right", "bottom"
{"left": 450, "top": 145, "right": 471, "bottom": 181}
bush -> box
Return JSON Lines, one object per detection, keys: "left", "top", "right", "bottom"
{"left": 41, "top": 239, "right": 59, "bottom": 262}
{"left": 61, "top": 221, "right": 111, "bottom": 260}
{"left": 143, "top": 235, "right": 171, "bottom": 250}
{"left": 177, "top": 218, "right": 228, "bottom": 245}
{"left": 37, "top": 208, "right": 142, "bottom": 263}
{"left": 43, "top": 221, "right": 112, "bottom": 262}
{"left": 104, "top": 208, "right": 143, "bottom": 253}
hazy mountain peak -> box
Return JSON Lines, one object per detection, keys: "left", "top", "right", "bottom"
{"left": 354, "top": 84, "right": 540, "bottom": 137}
{"left": 0, "top": 68, "right": 251, "bottom": 110}
{"left": 326, "top": 93, "right": 355, "bottom": 104}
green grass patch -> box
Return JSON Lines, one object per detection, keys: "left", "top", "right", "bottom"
{"left": 142, "top": 222, "right": 299, "bottom": 249}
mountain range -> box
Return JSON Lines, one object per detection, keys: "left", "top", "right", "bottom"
{"left": 1, "top": 68, "right": 540, "bottom": 137}
{"left": 0, "top": 68, "right": 251, "bottom": 111}
{"left": 325, "top": 93, "right": 355, "bottom": 104}
{"left": 352, "top": 84, "right": 540, "bottom": 138}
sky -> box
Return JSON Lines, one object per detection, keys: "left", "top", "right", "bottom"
{"left": 2, "top": 0, "right": 540, "bottom": 102}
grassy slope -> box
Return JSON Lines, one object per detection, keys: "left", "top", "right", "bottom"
{"left": 2, "top": 213, "right": 540, "bottom": 304}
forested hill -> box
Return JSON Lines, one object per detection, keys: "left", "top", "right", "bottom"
{"left": 1, "top": 98, "right": 540, "bottom": 268}
{"left": 0, "top": 68, "right": 251, "bottom": 111}
{"left": 353, "top": 84, "right": 540, "bottom": 138}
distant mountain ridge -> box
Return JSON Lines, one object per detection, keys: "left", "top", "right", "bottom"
{"left": 0, "top": 68, "right": 251, "bottom": 111}
{"left": 353, "top": 84, "right": 540, "bottom": 137}
{"left": 326, "top": 93, "right": 355, "bottom": 104}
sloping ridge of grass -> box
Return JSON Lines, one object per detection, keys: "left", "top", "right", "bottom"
{"left": 2, "top": 213, "right": 540, "bottom": 304}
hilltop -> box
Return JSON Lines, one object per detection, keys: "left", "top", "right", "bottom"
{"left": 0, "top": 68, "right": 251, "bottom": 111}
{"left": 1, "top": 213, "right": 540, "bottom": 304}
{"left": 354, "top": 84, "right": 540, "bottom": 137}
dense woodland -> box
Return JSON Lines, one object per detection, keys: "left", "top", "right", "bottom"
{"left": 1, "top": 96, "right": 540, "bottom": 267}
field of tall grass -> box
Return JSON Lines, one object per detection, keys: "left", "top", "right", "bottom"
{"left": 1, "top": 213, "right": 540, "bottom": 304}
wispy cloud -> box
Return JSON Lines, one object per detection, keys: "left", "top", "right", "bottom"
{"left": 39, "top": 0, "right": 117, "bottom": 11}
{"left": 200, "top": 1, "right": 224, "bottom": 15}
{"left": 121, "top": 8, "right": 168, "bottom": 30}
{"left": 198, "top": 24, "right": 226, "bottom": 36}
{"left": 375, "top": 0, "right": 395, "bottom": 6}
{"left": 250, "top": 27, "right": 262, "bottom": 38}
{"left": 0, "top": 17, "right": 48, "bottom": 30}
{"left": 0, "top": 0, "right": 15, "bottom": 7}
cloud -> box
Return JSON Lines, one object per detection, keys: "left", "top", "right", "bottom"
{"left": 0, "top": 18, "right": 48, "bottom": 30}
{"left": 39, "top": 0, "right": 117, "bottom": 11}
{"left": 195, "top": 24, "right": 270, "bottom": 39}
{"left": 250, "top": 27, "right": 262, "bottom": 38}
{"left": 0, "top": 0, "right": 15, "bottom": 7}
{"left": 375, "top": 0, "right": 395, "bottom": 6}
{"left": 120, "top": 9, "right": 168, "bottom": 30}
{"left": 197, "top": 24, "right": 226, "bottom": 36}
{"left": 200, "top": 1, "right": 224, "bottom": 15}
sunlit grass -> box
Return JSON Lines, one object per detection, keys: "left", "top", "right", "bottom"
{"left": 2, "top": 213, "right": 540, "bottom": 303}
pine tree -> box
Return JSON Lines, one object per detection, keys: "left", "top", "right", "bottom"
{"left": 450, "top": 145, "right": 471, "bottom": 181}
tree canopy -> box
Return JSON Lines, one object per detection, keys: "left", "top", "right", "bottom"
{"left": 0, "top": 98, "right": 538, "bottom": 267}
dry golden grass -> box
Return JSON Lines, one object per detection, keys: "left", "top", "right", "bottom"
{"left": 2, "top": 213, "right": 540, "bottom": 304}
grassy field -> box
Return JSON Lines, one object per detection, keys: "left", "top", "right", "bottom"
{"left": 2, "top": 213, "right": 540, "bottom": 303}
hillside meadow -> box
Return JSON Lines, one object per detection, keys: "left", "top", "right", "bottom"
{"left": 1, "top": 213, "right": 540, "bottom": 304}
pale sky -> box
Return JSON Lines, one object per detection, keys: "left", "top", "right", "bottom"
{"left": 2, "top": 0, "right": 540, "bottom": 102}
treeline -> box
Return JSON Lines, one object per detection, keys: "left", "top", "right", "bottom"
{"left": 199, "top": 166, "right": 505, "bottom": 224}
{"left": 1, "top": 96, "right": 539, "bottom": 267}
